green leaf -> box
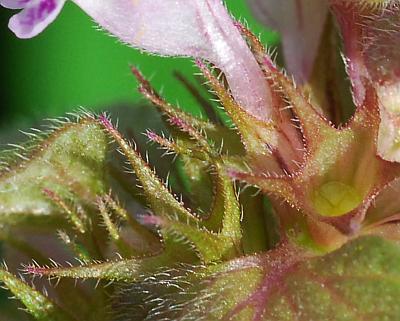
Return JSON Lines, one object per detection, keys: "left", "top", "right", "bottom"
{"left": 277, "top": 236, "right": 400, "bottom": 321}
{"left": 204, "top": 162, "right": 242, "bottom": 244}
{"left": 145, "top": 215, "right": 237, "bottom": 263}
{"left": 181, "top": 236, "right": 400, "bottom": 320}
{"left": 101, "top": 115, "right": 244, "bottom": 262}
{"left": 133, "top": 67, "right": 244, "bottom": 158}
{"left": 24, "top": 231, "right": 199, "bottom": 283}
{"left": 0, "top": 116, "right": 108, "bottom": 226}
{"left": 0, "top": 268, "right": 75, "bottom": 321}
{"left": 99, "top": 115, "right": 197, "bottom": 226}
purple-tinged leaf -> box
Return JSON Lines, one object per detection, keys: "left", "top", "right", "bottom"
{"left": 182, "top": 236, "right": 400, "bottom": 320}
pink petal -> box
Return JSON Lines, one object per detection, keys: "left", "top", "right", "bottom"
{"left": 331, "top": 3, "right": 400, "bottom": 161}
{"left": 0, "top": 0, "right": 31, "bottom": 9}
{"left": 7, "top": 0, "right": 66, "bottom": 38}
{"left": 72, "top": 0, "right": 272, "bottom": 120}
{"left": 247, "top": 0, "right": 328, "bottom": 84}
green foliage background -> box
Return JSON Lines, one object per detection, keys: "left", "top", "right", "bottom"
{"left": 0, "top": 0, "right": 277, "bottom": 131}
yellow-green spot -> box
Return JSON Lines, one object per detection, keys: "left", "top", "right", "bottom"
{"left": 312, "top": 181, "right": 362, "bottom": 217}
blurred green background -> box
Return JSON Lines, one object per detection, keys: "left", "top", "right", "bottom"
{"left": 0, "top": 0, "right": 277, "bottom": 131}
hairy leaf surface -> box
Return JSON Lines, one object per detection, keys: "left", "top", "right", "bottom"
{"left": 0, "top": 117, "right": 108, "bottom": 226}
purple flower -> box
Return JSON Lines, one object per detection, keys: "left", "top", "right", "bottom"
{"left": 1, "top": 0, "right": 66, "bottom": 38}
{"left": 0, "top": 0, "right": 273, "bottom": 121}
